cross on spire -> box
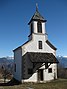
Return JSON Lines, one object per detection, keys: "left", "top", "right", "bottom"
{"left": 36, "top": 3, "right": 38, "bottom": 12}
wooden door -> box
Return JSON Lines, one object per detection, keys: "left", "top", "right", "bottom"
{"left": 38, "top": 69, "right": 43, "bottom": 81}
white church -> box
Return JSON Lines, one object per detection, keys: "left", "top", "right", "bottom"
{"left": 13, "top": 6, "right": 58, "bottom": 83}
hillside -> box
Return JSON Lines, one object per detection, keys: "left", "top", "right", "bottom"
{"left": 0, "top": 57, "right": 14, "bottom": 65}
{"left": 0, "top": 57, "right": 14, "bottom": 73}
{"left": 57, "top": 56, "right": 67, "bottom": 68}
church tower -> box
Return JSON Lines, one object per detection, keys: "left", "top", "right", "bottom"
{"left": 28, "top": 5, "right": 48, "bottom": 41}
{"left": 13, "top": 5, "right": 58, "bottom": 83}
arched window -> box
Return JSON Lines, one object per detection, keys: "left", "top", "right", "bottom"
{"left": 37, "top": 21, "right": 42, "bottom": 33}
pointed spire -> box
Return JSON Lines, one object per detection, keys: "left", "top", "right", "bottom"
{"left": 36, "top": 3, "right": 38, "bottom": 12}
{"left": 28, "top": 4, "right": 47, "bottom": 25}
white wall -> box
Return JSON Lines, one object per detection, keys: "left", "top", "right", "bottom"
{"left": 43, "top": 63, "right": 57, "bottom": 81}
{"left": 42, "top": 22, "right": 45, "bottom": 34}
{"left": 14, "top": 48, "right": 22, "bottom": 81}
{"left": 22, "top": 33, "right": 56, "bottom": 56}
{"left": 22, "top": 72, "right": 37, "bottom": 82}
{"left": 33, "top": 21, "right": 37, "bottom": 33}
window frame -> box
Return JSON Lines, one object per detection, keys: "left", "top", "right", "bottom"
{"left": 14, "top": 63, "right": 16, "bottom": 72}
{"left": 48, "top": 68, "right": 52, "bottom": 73}
{"left": 38, "top": 41, "right": 42, "bottom": 49}
{"left": 37, "top": 21, "right": 42, "bottom": 33}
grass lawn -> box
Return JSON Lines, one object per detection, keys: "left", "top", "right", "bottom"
{"left": 0, "top": 79, "right": 67, "bottom": 89}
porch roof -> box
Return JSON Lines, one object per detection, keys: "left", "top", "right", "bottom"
{"left": 23, "top": 52, "right": 59, "bottom": 63}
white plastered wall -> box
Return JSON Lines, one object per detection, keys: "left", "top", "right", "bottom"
{"left": 43, "top": 63, "right": 57, "bottom": 81}
{"left": 14, "top": 48, "right": 22, "bottom": 81}
{"left": 22, "top": 33, "right": 56, "bottom": 56}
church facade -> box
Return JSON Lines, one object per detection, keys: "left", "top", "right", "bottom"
{"left": 13, "top": 6, "right": 58, "bottom": 83}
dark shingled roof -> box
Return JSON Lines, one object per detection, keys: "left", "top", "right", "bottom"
{"left": 28, "top": 10, "right": 47, "bottom": 24}
{"left": 23, "top": 52, "right": 59, "bottom": 63}
{"left": 32, "top": 11, "right": 44, "bottom": 20}
{"left": 46, "top": 40, "right": 57, "bottom": 50}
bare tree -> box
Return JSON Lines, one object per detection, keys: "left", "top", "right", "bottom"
{"left": 0, "top": 64, "right": 13, "bottom": 83}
